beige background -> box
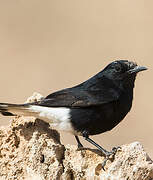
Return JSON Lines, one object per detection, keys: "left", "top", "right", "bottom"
{"left": 0, "top": 0, "right": 152, "bottom": 158}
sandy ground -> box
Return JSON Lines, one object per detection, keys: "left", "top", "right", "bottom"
{"left": 0, "top": 0, "right": 152, "bottom": 158}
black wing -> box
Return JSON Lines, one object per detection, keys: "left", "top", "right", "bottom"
{"left": 35, "top": 73, "right": 121, "bottom": 108}
{"left": 35, "top": 86, "right": 120, "bottom": 108}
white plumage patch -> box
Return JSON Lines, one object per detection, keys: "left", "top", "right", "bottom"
{"left": 28, "top": 105, "right": 74, "bottom": 133}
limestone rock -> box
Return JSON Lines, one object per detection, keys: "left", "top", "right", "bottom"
{"left": 62, "top": 143, "right": 153, "bottom": 180}
{"left": 0, "top": 117, "right": 64, "bottom": 180}
{"left": 24, "top": 92, "right": 44, "bottom": 103}
{"left": 0, "top": 93, "right": 152, "bottom": 180}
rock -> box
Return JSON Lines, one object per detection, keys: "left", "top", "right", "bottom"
{"left": 0, "top": 117, "right": 64, "bottom": 180}
{"left": 62, "top": 143, "right": 153, "bottom": 180}
{"left": 24, "top": 92, "right": 44, "bottom": 103}
{"left": 0, "top": 93, "right": 153, "bottom": 180}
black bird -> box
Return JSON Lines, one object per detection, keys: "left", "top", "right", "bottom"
{"left": 0, "top": 60, "right": 147, "bottom": 167}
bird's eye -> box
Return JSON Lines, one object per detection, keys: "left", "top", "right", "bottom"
{"left": 114, "top": 64, "right": 122, "bottom": 72}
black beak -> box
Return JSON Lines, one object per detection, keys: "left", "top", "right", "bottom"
{"left": 128, "top": 66, "right": 148, "bottom": 74}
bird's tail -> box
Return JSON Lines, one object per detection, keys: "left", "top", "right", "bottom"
{"left": 0, "top": 103, "right": 72, "bottom": 131}
{"left": 0, "top": 103, "right": 36, "bottom": 117}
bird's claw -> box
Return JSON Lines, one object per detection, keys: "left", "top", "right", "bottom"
{"left": 111, "top": 146, "right": 121, "bottom": 154}
{"left": 77, "top": 144, "right": 84, "bottom": 151}
{"left": 102, "top": 146, "right": 121, "bottom": 171}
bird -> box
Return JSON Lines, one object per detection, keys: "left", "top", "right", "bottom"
{"left": 0, "top": 60, "right": 147, "bottom": 168}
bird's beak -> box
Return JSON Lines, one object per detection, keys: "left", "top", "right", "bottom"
{"left": 128, "top": 66, "right": 148, "bottom": 74}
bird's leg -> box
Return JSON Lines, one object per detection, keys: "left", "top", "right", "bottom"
{"left": 82, "top": 131, "right": 110, "bottom": 156}
{"left": 75, "top": 135, "right": 84, "bottom": 148}
{"left": 82, "top": 131, "right": 119, "bottom": 170}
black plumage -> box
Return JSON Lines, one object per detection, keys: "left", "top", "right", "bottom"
{"left": 37, "top": 60, "right": 145, "bottom": 137}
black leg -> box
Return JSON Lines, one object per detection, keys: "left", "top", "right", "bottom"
{"left": 75, "top": 135, "right": 83, "bottom": 148}
{"left": 82, "top": 131, "right": 119, "bottom": 170}
{"left": 82, "top": 131, "right": 111, "bottom": 156}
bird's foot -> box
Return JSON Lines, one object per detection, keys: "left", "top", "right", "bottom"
{"left": 102, "top": 146, "right": 121, "bottom": 171}
{"left": 75, "top": 135, "right": 84, "bottom": 150}
{"left": 77, "top": 143, "right": 84, "bottom": 149}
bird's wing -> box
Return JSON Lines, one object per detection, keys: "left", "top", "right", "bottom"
{"left": 34, "top": 87, "right": 120, "bottom": 108}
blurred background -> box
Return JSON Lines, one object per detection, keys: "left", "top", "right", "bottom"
{"left": 0, "top": 0, "right": 152, "bottom": 158}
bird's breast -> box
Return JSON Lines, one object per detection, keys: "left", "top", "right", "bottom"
{"left": 117, "top": 91, "right": 133, "bottom": 118}
{"left": 70, "top": 91, "right": 133, "bottom": 136}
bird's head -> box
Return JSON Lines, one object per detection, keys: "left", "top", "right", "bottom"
{"left": 102, "top": 60, "right": 147, "bottom": 88}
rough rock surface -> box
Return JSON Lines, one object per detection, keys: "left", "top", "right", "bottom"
{"left": 0, "top": 93, "right": 153, "bottom": 180}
